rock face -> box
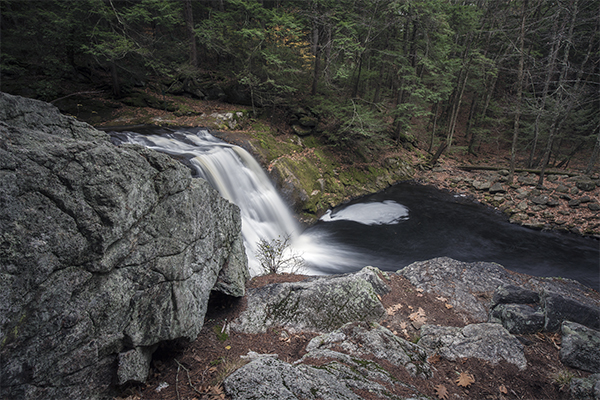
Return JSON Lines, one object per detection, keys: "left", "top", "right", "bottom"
{"left": 400, "top": 257, "right": 600, "bottom": 331}
{"left": 560, "top": 322, "right": 600, "bottom": 373}
{"left": 419, "top": 323, "right": 527, "bottom": 370}
{"left": 231, "top": 267, "right": 388, "bottom": 334}
{"left": 0, "top": 92, "right": 249, "bottom": 399}
{"left": 225, "top": 322, "right": 431, "bottom": 400}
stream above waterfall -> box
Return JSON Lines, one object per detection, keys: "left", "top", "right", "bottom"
{"left": 109, "top": 127, "right": 599, "bottom": 288}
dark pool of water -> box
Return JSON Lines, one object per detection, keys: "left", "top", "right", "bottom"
{"left": 302, "top": 181, "right": 599, "bottom": 289}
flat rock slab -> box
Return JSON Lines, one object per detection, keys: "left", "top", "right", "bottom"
{"left": 399, "top": 257, "right": 525, "bottom": 322}
{"left": 419, "top": 323, "right": 527, "bottom": 370}
{"left": 231, "top": 267, "right": 389, "bottom": 334}
{"left": 225, "top": 322, "right": 431, "bottom": 400}
{"left": 306, "top": 322, "right": 431, "bottom": 379}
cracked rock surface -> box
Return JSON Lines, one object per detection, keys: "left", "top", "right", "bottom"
{"left": 0, "top": 92, "right": 249, "bottom": 399}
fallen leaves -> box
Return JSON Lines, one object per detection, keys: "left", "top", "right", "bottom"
{"left": 456, "top": 371, "right": 476, "bottom": 387}
{"left": 408, "top": 307, "right": 427, "bottom": 329}
{"left": 386, "top": 303, "right": 403, "bottom": 315}
{"left": 434, "top": 384, "right": 449, "bottom": 399}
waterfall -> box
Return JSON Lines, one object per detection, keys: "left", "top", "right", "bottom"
{"left": 111, "top": 128, "right": 300, "bottom": 275}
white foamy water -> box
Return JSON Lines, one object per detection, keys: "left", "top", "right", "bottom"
{"left": 320, "top": 200, "right": 409, "bottom": 225}
{"left": 113, "top": 128, "right": 299, "bottom": 275}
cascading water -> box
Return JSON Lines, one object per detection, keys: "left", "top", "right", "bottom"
{"left": 110, "top": 126, "right": 599, "bottom": 288}
{"left": 110, "top": 127, "right": 300, "bottom": 275}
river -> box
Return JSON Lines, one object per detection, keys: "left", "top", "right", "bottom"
{"left": 109, "top": 127, "right": 599, "bottom": 289}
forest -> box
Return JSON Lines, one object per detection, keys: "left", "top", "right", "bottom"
{"left": 1, "top": 0, "right": 599, "bottom": 178}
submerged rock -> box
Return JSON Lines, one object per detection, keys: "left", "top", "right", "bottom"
{"left": 0, "top": 92, "right": 248, "bottom": 399}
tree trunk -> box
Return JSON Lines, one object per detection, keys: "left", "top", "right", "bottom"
{"left": 538, "top": 0, "right": 578, "bottom": 187}
{"left": 508, "top": 0, "right": 527, "bottom": 184}
{"left": 527, "top": 12, "right": 562, "bottom": 168}
{"left": 110, "top": 61, "right": 121, "bottom": 98}
{"left": 183, "top": 0, "right": 198, "bottom": 68}
{"left": 311, "top": 23, "right": 320, "bottom": 95}
{"left": 585, "top": 123, "right": 600, "bottom": 175}
{"left": 429, "top": 102, "right": 440, "bottom": 153}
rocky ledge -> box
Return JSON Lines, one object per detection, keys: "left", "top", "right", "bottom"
{"left": 0, "top": 92, "right": 249, "bottom": 399}
{"left": 221, "top": 258, "right": 600, "bottom": 400}
{"left": 417, "top": 164, "right": 600, "bottom": 237}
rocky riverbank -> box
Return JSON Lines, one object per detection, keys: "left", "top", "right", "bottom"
{"left": 127, "top": 258, "right": 600, "bottom": 400}
{"left": 415, "top": 158, "right": 600, "bottom": 238}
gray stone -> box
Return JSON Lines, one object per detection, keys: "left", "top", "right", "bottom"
{"left": 531, "top": 195, "right": 549, "bottom": 205}
{"left": 589, "top": 203, "right": 600, "bottom": 211}
{"left": 306, "top": 322, "right": 431, "bottom": 378}
{"left": 556, "top": 184, "right": 570, "bottom": 193}
{"left": 492, "top": 284, "right": 540, "bottom": 306}
{"left": 516, "top": 189, "right": 530, "bottom": 200}
{"left": 117, "top": 346, "right": 155, "bottom": 385}
{"left": 493, "top": 304, "right": 545, "bottom": 334}
{"left": 577, "top": 180, "right": 597, "bottom": 192}
{"left": 543, "top": 291, "right": 600, "bottom": 331}
{"left": 224, "top": 357, "right": 361, "bottom": 400}
{"left": 580, "top": 196, "right": 592, "bottom": 203}
{"left": 399, "top": 258, "right": 524, "bottom": 322}
{"left": 547, "top": 197, "right": 560, "bottom": 207}
{"left": 569, "top": 199, "right": 582, "bottom": 207}
{"left": 517, "top": 200, "right": 528, "bottom": 211}
{"left": 570, "top": 373, "right": 600, "bottom": 400}
{"left": 560, "top": 322, "right": 600, "bottom": 373}
{"left": 224, "top": 352, "right": 428, "bottom": 400}
{"left": 489, "top": 182, "right": 506, "bottom": 193}
{"left": 472, "top": 180, "right": 491, "bottom": 190}
{"left": 0, "top": 93, "right": 249, "bottom": 400}
{"left": 225, "top": 322, "right": 432, "bottom": 400}
{"left": 518, "top": 176, "right": 537, "bottom": 185}
{"left": 419, "top": 323, "right": 527, "bottom": 370}
{"left": 231, "top": 267, "right": 389, "bottom": 334}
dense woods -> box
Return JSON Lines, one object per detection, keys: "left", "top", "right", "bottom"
{"left": 1, "top": 0, "right": 598, "bottom": 173}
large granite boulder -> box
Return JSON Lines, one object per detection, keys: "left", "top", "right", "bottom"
{"left": 230, "top": 267, "right": 389, "bottom": 334}
{"left": 0, "top": 92, "right": 249, "bottom": 399}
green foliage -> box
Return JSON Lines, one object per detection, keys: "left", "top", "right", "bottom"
{"left": 1, "top": 0, "right": 597, "bottom": 165}
{"left": 212, "top": 324, "right": 229, "bottom": 342}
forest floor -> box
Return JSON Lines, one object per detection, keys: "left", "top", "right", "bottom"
{"left": 115, "top": 272, "right": 590, "bottom": 400}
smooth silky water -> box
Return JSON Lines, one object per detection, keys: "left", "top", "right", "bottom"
{"left": 110, "top": 127, "right": 599, "bottom": 288}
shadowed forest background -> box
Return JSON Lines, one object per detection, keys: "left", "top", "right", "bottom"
{"left": 1, "top": 0, "right": 599, "bottom": 178}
